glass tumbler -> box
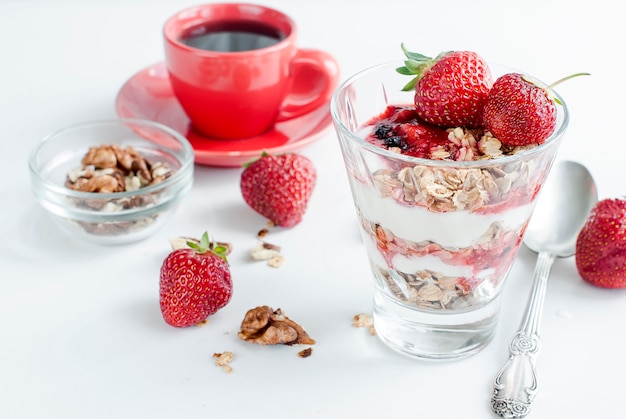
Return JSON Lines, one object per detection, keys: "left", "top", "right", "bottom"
{"left": 330, "top": 62, "right": 568, "bottom": 360}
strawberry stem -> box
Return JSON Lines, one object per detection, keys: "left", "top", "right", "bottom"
{"left": 242, "top": 150, "right": 269, "bottom": 168}
{"left": 546, "top": 72, "right": 591, "bottom": 90}
{"left": 545, "top": 72, "right": 590, "bottom": 105}
{"left": 186, "top": 232, "right": 230, "bottom": 263}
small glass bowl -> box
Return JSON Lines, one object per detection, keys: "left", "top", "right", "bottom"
{"left": 28, "top": 119, "right": 194, "bottom": 245}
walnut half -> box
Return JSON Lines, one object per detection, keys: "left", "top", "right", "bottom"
{"left": 237, "top": 306, "right": 315, "bottom": 346}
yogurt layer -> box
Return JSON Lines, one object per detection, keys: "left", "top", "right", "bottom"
{"left": 351, "top": 177, "right": 533, "bottom": 249}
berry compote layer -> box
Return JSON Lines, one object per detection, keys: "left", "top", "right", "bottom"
{"left": 350, "top": 105, "right": 550, "bottom": 311}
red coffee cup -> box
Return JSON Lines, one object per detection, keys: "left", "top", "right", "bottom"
{"left": 163, "top": 3, "right": 340, "bottom": 140}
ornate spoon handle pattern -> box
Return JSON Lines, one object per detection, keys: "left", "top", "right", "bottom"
{"left": 491, "top": 252, "right": 555, "bottom": 418}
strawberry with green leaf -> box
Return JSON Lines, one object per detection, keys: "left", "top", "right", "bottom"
{"left": 397, "top": 45, "right": 493, "bottom": 128}
{"left": 159, "top": 232, "right": 233, "bottom": 327}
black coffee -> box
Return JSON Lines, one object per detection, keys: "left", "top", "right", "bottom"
{"left": 180, "top": 21, "right": 285, "bottom": 52}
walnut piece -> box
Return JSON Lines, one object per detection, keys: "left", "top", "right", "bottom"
{"left": 63, "top": 144, "right": 177, "bottom": 236}
{"left": 238, "top": 306, "right": 315, "bottom": 346}
{"left": 66, "top": 144, "right": 173, "bottom": 193}
{"left": 298, "top": 348, "right": 313, "bottom": 358}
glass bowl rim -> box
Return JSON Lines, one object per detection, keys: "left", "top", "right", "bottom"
{"left": 28, "top": 118, "right": 195, "bottom": 200}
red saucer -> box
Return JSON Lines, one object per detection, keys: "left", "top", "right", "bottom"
{"left": 115, "top": 62, "right": 334, "bottom": 167}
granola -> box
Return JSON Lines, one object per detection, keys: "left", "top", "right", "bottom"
{"left": 213, "top": 351, "right": 234, "bottom": 374}
{"left": 352, "top": 313, "right": 376, "bottom": 336}
{"left": 250, "top": 224, "right": 285, "bottom": 268}
{"left": 375, "top": 161, "right": 533, "bottom": 213}
{"left": 250, "top": 240, "right": 284, "bottom": 267}
{"left": 352, "top": 313, "right": 373, "bottom": 328}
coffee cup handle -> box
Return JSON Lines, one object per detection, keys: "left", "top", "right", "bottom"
{"left": 277, "top": 49, "right": 340, "bottom": 122}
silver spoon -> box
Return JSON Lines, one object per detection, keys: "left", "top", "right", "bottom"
{"left": 490, "top": 160, "right": 598, "bottom": 418}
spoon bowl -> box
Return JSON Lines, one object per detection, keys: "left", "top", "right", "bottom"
{"left": 524, "top": 160, "right": 599, "bottom": 258}
{"left": 491, "top": 160, "right": 598, "bottom": 418}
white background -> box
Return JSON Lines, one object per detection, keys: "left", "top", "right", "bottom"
{"left": 1, "top": 1, "right": 624, "bottom": 418}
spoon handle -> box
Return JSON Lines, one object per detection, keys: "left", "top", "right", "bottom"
{"left": 491, "top": 251, "right": 555, "bottom": 418}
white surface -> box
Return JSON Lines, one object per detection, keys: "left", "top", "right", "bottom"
{"left": 1, "top": 1, "right": 624, "bottom": 418}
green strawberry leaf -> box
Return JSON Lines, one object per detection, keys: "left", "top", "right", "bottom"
{"left": 400, "top": 43, "right": 430, "bottom": 61}
{"left": 184, "top": 232, "right": 230, "bottom": 263}
{"left": 396, "top": 44, "right": 437, "bottom": 91}
{"left": 199, "top": 231, "right": 210, "bottom": 249}
{"left": 242, "top": 150, "right": 269, "bottom": 168}
{"left": 187, "top": 233, "right": 208, "bottom": 253}
{"left": 400, "top": 77, "right": 419, "bottom": 92}
{"left": 396, "top": 66, "right": 415, "bottom": 76}
{"left": 404, "top": 59, "right": 426, "bottom": 73}
{"left": 212, "top": 245, "right": 230, "bottom": 262}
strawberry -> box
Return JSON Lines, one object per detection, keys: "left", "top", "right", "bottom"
{"left": 483, "top": 72, "right": 589, "bottom": 146}
{"left": 483, "top": 73, "right": 556, "bottom": 147}
{"left": 397, "top": 45, "right": 493, "bottom": 128}
{"left": 159, "top": 232, "right": 233, "bottom": 327}
{"left": 575, "top": 198, "right": 626, "bottom": 288}
{"left": 240, "top": 152, "right": 316, "bottom": 228}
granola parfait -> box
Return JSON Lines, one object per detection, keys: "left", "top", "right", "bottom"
{"left": 331, "top": 60, "right": 568, "bottom": 360}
